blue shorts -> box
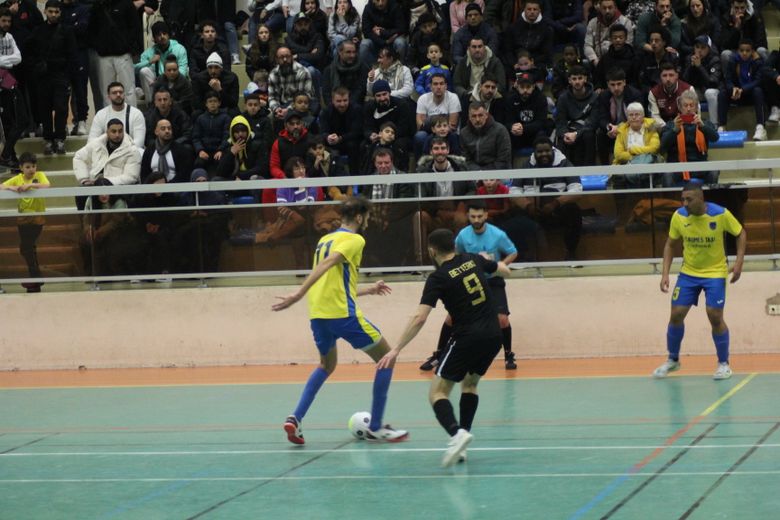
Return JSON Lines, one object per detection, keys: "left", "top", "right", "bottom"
{"left": 310, "top": 316, "right": 382, "bottom": 355}
{"left": 672, "top": 273, "right": 727, "bottom": 309}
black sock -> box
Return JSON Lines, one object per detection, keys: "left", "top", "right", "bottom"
{"left": 459, "top": 392, "right": 479, "bottom": 431}
{"left": 502, "top": 325, "right": 512, "bottom": 354}
{"left": 433, "top": 398, "right": 460, "bottom": 436}
{"left": 436, "top": 322, "right": 453, "bottom": 355}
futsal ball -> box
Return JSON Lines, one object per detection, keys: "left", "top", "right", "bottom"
{"left": 348, "top": 411, "right": 372, "bottom": 439}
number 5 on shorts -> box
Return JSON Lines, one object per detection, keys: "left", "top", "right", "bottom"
{"left": 672, "top": 286, "right": 680, "bottom": 302}
{"left": 463, "top": 273, "right": 486, "bottom": 305}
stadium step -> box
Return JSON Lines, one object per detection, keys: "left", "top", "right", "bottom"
{"left": 0, "top": 244, "right": 81, "bottom": 266}
{"left": 0, "top": 262, "right": 80, "bottom": 279}
{"left": 15, "top": 136, "right": 88, "bottom": 155}
{"left": 0, "top": 221, "right": 81, "bottom": 247}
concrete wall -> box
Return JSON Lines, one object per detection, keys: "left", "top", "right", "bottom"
{"left": 2, "top": 273, "right": 779, "bottom": 370}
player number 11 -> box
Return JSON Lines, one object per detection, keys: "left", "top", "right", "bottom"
{"left": 315, "top": 240, "right": 334, "bottom": 264}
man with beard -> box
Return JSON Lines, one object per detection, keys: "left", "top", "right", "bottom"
{"left": 322, "top": 40, "right": 369, "bottom": 107}
{"left": 362, "top": 80, "right": 414, "bottom": 163}
{"left": 512, "top": 135, "right": 583, "bottom": 261}
{"left": 319, "top": 87, "right": 363, "bottom": 174}
{"left": 461, "top": 75, "right": 507, "bottom": 127}
{"left": 635, "top": 0, "right": 682, "bottom": 52}
{"left": 593, "top": 23, "right": 640, "bottom": 89}
{"left": 267, "top": 46, "right": 315, "bottom": 125}
{"left": 595, "top": 67, "right": 644, "bottom": 164}
{"left": 144, "top": 87, "right": 192, "bottom": 148}
{"left": 506, "top": 72, "right": 553, "bottom": 152}
{"left": 555, "top": 65, "right": 598, "bottom": 166}
{"left": 140, "top": 118, "right": 193, "bottom": 184}
{"left": 88, "top": 82, "right": 146, "bottom": 152}
{"left": 267, "top": 111, "right": 310, "bottom": 206}
{"left": 460, "top": 101, "right": 511, "bottom": 171}
{"left": 452, "top": 3, "right": 499, "bottom": 65}
{"left": 648, "top": 62, "right": 696, "bottom": 128}
{"left": 216, "top": 115, "right": 268, "bottom": 181}
{"left": 74, "top": 119, "right": 141, "bottom": 190}
{"left": 191, "top": 52, "right": 239, "bottom": 116}
{"left": 0, "top": 7, "right": 22, "bottom": 168}
{"left": 453, "top": 37, "right": 505, "bottom": 99}
{"left": 502, "top": 0, "right": 554, "bottom": 69}
{"left": 584, "top": 0, "right": 635, "bottom": 66}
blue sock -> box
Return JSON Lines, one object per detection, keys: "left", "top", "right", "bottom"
{"left": 369, "top": 367, "right": 393, "bottom": 431}
{"left": 292, "top": 367, "right": 329, "bottom": 421}
{"left": 667, "top": 324, "right": 684, "bottom": 361}
{"left": 713, "top": 330, "right": 730, "bottom": 364}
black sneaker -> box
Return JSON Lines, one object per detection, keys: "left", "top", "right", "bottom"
{"left": 43, "top": 141, "right": 54, "bottom": 155}
{"left": 505, "top": 352, "right": 517, "bottom": 370}
{"left": 419, "top": 351, "right": 440, "bottom": 371}
{"left": 54, "top": 139, "right": 66, "bottom": 155}
{"left": 0, "top": 156, "right": 19, "bottom": 169}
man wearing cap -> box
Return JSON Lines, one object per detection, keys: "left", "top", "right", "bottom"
{"left": 286, "top": 12, "right": 325, "bottom": 102}
{"left": 452, "top": 3, "right": 499, "bottom": 65}
{"left": 191, "top": 51, "right": 240, "bottom": 116}
{"left": 502, "top": 0, "right": 554, "bottom": 68}
{"left": 506, "top": 71, "right": 553, "bottom": 152}
{"left": 682, "top": 35, "right": 722, "bottom": 127}
{"left": 135, "top": 21, "right": 188, "bottom": 103}
{"left": 453, "top": 36, "right": 506, "bottom": 99}
{"left": 88, "top": 0, "right": 140, "bottom": 107}
{"left": 359, "top": 0, "right": 407, "bottom": 67}
{"left": 268, "top": 45, "right": 315, "bottom": 123}
{"left": 362, "top": 79, "right": 414, "bottom": 160}
{"left": 265, "top": 111, "right": 310, "bottom": 204}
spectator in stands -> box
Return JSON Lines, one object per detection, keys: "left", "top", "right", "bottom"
{"left": 88, "top": 0, "right": 140, "bottom": 107}
{"left": 718, "top": 0, "right": 767, "bottom": 67}
{"left": 680, "top": 0, "right": 721, "bottom": 59}
{"left": 140, "top": 118, "right": 193, "bottom": 184}
{"left": 596, "top": 67, "right": 644, "bottom": 164}
{"left": 452, "top": 3, "right": 499, "bottom": 65}
{"left": 359, "top": 0, "right": 407, "bottom": 67}
{"left": 460, "top": 101, "right": 512, "bottom": 171}
{"left": 414, "top": 43, "right": 452, "bottom": 95}
{"left": 152, "top": 56, "right": 195, "bottom": 115}
{"left": 193, "top": 91, "right": 230, "bottom": 174}
{"left": 682, "top": 35, "right": 721, "bottom": 126}
{"left": 247, "top": 0, "right": 286, "bottom": 39}
{"left": 462, "top": 75, "right": 506, "bottom": 126}
{"left": 74, "top": 119, "right": 141, "bottom": 187}
{"left": 659, "top": 89, "right": 719, "bottom": 186}
{"left": 555, "top": 65, "right": 598, "bottom": 166}
{"left": 367, "top": 45, "right": 413, "bottom": 99}
{"left": 363, "top": 79, "right": 414, "bottom": 160}
{"left": 8, "top": 0, "right": 43, "bottom": 130}
{"left": 450, "top": 0, "right": 483, "bottom": 35}
{"left": 502, "top": 0, "right": 555, "bottom": 68}
{"left": 552, "top": 44, "right": 592, "bottom": 99}
{"left": 246, "top": 24, "right": 278, "bottom": 79}
{"left": 763, "top": 45, "right": 780, "bottom": 124}
{"left": 287, "top": 91, "right": 318, "bottom": 134}
{"left": 135, "top": 21, "right": 188, "bottom": 104}
{"left": 217, "top": 115, "right": 269, "bottom": 181}
{"left": 302, "top": 0, "right": 328, "bottom": 39}
{"left": 718, "top": 38, "right": 766, "bottom": 140}
{"left": 362, "top": 146, "right": 414, "bottom": 200}
{"left": 28, "top": 0, "right": 77, "bottom": 156}
{"left": 613, "top": 102, "right": 661, "bottom": 187}
{"left": 268, "top": 45, "right": 315, "bottom": 123}
{"left": 506, "top": 71, "right": 553, "bottom": 152}
{"left": 286, "top": 11, "right": 326, "bottom": 97}
{"left": 421, "top": 114, "right": 461, "bottom": 155}
{"left": 328, "top": 0, "right": 361, "bottom": 57}
{"left": 132, "top": 172, "right": 179, "bottom": 277}
{"left": 319, "top": 86, "right": 363, "bottom": 174}
{"left": 177, "top": 169, "right": 230, "bottom": 273}
{"left": 408, "top": 12, "right": 450, "bottom": 72}
{"left": 584, "top": 0, "right": 635, "bottom": 67}
{"left": 322, "top": 39, "right": 368, "bottom": 106}
{"left": 638, "top": 26, "right": 680, "bottom": 93}
{"left": 635, "top": 0, "right": 682, "bottom": 53}
{"left": 269, "top": 111, "right": 311, "bottom": 184}
{"left": 0, "top": 7, "right": 22, "bottom": 169}
{"left": 513, "top": 135, "right": 583, "bottom": 261}
{"left": 89, "top": 82, "right": 146, "bottom": 151}
{"left": 189, "top": 20, "right": 231, "bottom": 76}
{"left": 361, "top": 121, "right": 408, "bottom": 175}
{"left": 60, "top": 0, "right": 90, "bottom": 136}
{"left": 548, "top": 0, "right": 586, "bottom": 50}
{"left": 415, "top": 74, "right": 461, "bottom": 156}
{"left": 191, "top": 52, "right": 240, "bottom": 116}
{"left": 453, "top": 36, "right": 506, "bottom": 98}
{"left": 649, "top": 61, "right": 697, "bottom": 128}
{"left": 144, "top": 87, "right": 192, "bottom": 148}
{"left": 593, "top": 23, "right": 640, "bottom": 89}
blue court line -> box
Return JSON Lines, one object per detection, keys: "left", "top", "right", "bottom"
{"left": 568, "top": 373, "right": 757, "bottom": 519}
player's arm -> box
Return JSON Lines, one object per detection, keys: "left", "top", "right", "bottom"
{"left": 660, "top": 236, "right": 681, "bottom": 293}
{"left": 357, "top": 280, "right": 392, "bottom": 297}
{"left": 494, "top": 261, "right": 511, "bottom": 278}
{"left": 730, "top": 228, "right": 747, "bottom": 284}
{"left": 272, "top": 252, "right": 345, "bottom": 311}
{"left": 376, "top": 304, "right": 434, "bottom": 369}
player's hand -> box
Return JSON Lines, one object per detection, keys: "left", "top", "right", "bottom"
{"left": 729, "top": 263, "right": 743, "bottom": 284}
{"left": 376, "top": 349, "right": 399, "bottom": 370}
{"left": 272, "top": 292, "right": 303, "bottom": 311}
{"left": 660, "top": 274, "right": 670, "bottom": 293}
{"left": 372, "top": 280, "right": 391, "bottom": 296}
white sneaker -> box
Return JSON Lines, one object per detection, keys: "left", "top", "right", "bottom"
{"left": 242, "top": 43, "right": 251, "bottom": 54}
{"left": 717, "top": 126, "right": 726, "bottom": 133}
{"left": 76, "top": 121, "right": 87, "bottom": 136}
{"left": 713, "top": 362, "right": 732, "bottom": 380}
{"left": 653, "top": 359, "right": 680, "bottom": 379}
{"left": 442, "top": 428, "right": 473, "bottom": 468}
{"left": 231, "top": 53, "right": 241, "bottom": 65}
{"left": 134, "top": 86, "right": 145, "bottom": 101}
{"left": 754, "top": 124, "right": 767, "bottom": 141}
{"left": 365, "top": 424, "right": 409, "bottom": 442}
{"left": 769, "top": 106, "right": 780, "bottom": 123}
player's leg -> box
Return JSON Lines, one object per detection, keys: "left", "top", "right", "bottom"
{"left": 421, "top": 314, "right": 453, "bottom": 371}
{"left": 655, "top": 275, "right": 699, "bottom": 378}
{"left": 498, "top": 313, "right": 515, "bottom": 369}
{"left": 430, "top": 374, "right": 472, "bottom": 467}
{"left": 704, "top": 278, "right": 732, "bottom": 380}
{"left": 459, "top": 373, "right": 482, "bottom": 432}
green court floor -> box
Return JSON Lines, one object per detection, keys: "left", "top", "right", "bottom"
{"left": 1, "top": 374, "right": 779, "bottom": 519}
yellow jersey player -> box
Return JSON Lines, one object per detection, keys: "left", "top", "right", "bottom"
{"left": 655, "top": 182, "right": 747, "bottom": 380}
{"left": 272, "top": 196, "right": 409, "bottom": 444}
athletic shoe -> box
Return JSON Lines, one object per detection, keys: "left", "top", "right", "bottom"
{"left": 713, "top": 362, "right": 732, "bottom": 380}
{"left": 505, "top": 351, "right": 517, "bottom": 370}
{"left": 442, "top": 428, "right": 473, "bottom": 468}
{"left": 54, "top": 139, "right": 66, "bottom": 155}
{"left": 43, "top": 141, "right": 54, "bottom": 155}
{"left": 231, "top": 53, "right": 241, "bottom": 65}
{"left": 134, "top": 86, "right": 145, "bottom": 101}
{"left": 365, "top": 424, "right": 409, "bottom": 442}
{"left": 653, "top": 359, "right": 680, "bottom": 378}
{"left": 717, "top": 126, "right": 726, "bottom": 133}
{"left": 769, "top": 106, "right": 780, "bottom": 123}
{"left": 75, "top": 121, "right": 87, "bottom": 136}
{"left": 754, "top": 124, "right": 767, "bottom": 141}
{"left": 419, "top": 351, "right": 440, "bottom": 371}
{"left": 283, "top": 415, "right": 305, "bottom": 445}
{"left": 242, "top": 43, "right": 251, "bottom": 54}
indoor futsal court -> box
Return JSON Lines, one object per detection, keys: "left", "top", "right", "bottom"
{"left": 2, "top": 357, "right": 779, "bottom": 519}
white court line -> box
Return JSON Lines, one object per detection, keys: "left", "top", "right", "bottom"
{"left": 1, "top": 471, "right": 780, "bottom": 484}
{"left": 3, "top": 444, "right": 780, "bottom": 457}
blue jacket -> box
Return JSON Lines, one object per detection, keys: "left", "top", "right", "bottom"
{"left": 414, "top": 64, "right": 453, "bottom": 95}
{"left": 193, "top": 110, "right": 230, "bottom": 154}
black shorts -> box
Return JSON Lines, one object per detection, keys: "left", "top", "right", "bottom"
{"left": 488, "top": 278, "right": 510, "bottom": 315}
{"left": 436, "top": 334, "right": 502, "bottom": 382}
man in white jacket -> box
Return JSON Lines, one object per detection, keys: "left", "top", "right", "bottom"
{"left": 74, "top": 119, "right": 141, "bottom": 190}
{"left": 0, "top": 7, "right": 22, "bottom": 168}
{"left": 88, "top": 82, "right": 146, "bottom": 152}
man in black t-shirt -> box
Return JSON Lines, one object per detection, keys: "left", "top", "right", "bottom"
{"left": 378, "top": 228, "right": 511, "bottom": 468}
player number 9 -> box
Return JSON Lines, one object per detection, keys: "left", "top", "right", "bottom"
{"left": 463, "top": 273, "right": 486, "bottom": 306}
